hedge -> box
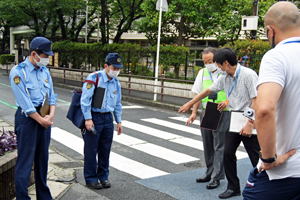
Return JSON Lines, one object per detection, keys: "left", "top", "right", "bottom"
{"left": 0, "top": 54, "right": 15, "bottom": 65}
{"left": 224, "top": 39, "right": 271, "bottom": 73}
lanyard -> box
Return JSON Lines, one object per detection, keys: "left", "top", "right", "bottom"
{"left": 227, "top": 66, "right": 241, "bottom": 98}
{"left": 284, "top": 41, "right": 300, "bottom": 44}
{"left": 209, "top": 72, "right": 213, "bottom": 82}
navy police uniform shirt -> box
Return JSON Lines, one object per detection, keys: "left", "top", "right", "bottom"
{"left": 81, "top": 69, "right": 122, "bottom": 123}
{"left": 10, "top": 57, "right": 57, "bottom": 117}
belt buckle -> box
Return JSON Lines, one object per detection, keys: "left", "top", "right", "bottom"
{"left": 21, "top": 110, "right": 24, "bottom": 115}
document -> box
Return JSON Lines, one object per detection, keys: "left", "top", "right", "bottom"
{"left": 200, "top": 101, "right": 222, "bottom": 131}
{"left": 229, "top": 111, "right": 257, "bottom": 134}
{"left": 40, "top": 93, "right": 50, "bottom": 117}
{"left": 92, "top": 87, "right": 106, "bottom": 109}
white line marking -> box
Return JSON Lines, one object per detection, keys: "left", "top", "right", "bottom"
{"left": 169, "top": 116, "right": 201, "bottom": 126}
{"left": 114, "top": 133, "right": 199, "bottom": 164}
{"left": 122, "top": 105, "right": 144, "bottom": 109}
{"left": 121, "top": 120, "right": 181, "bottom": 140}
{"left": 51, "top": 127, "right": 168, "bottom": 179}
{"left": 141, "top": 118, "right": 201, "bottom": 136}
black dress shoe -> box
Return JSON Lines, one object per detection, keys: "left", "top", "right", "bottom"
{"left": 101, "top": 180, "right": 111, "bottom": 188}
{"left": 86, "top": 182, "right": 103, "bottom": 189}
{"left": 206, "top": 180, "right": 220, "bottom": 189}
{"left": 219, "top": 189, "right": 241, "bottom": 199}
{"left": 196, "top": 175, "right": 211, "bottom": 183}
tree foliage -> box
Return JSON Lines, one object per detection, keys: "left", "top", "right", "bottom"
{"left": 136, "top": 0, "right": 276, "bottom": 46}
{"left": 0, "top": 0, "right": 145, "bottom": 44}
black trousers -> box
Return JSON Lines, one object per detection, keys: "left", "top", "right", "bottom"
{"left": 224, "top": 132, "right": 260, "bottom": 192}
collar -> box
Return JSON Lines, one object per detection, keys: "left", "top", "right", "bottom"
{"left": 25, "top": 56, "right": 44, "bottom": 72}
{"left": 276, "top": 37, "right": 300, "bottom": 48}
{"left": 232, "top": 63, "right": 241, "bottom": 80}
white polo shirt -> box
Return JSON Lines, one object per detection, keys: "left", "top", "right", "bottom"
{"left": 257, "top": 37, "right": 300, "bottom": 180}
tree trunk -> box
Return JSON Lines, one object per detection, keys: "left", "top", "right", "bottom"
{"left": 174, "top": 65, "right": 179, "bottom": 79}
{"left": 177, "top": 15, "right": 185, "bottom": 46}
{"left": 100, "top": 0, "right": 107, "bottom": 44}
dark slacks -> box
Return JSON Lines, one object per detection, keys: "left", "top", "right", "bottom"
{"left": 14, "top": 107, "right": 52, "bottom": 200}
{"left": 243, "top": 167, "right": 300, "bottom": 200}
{"left": 224, "top": 131, "right": 260, "bottom": 192}
{"left": 82, "top": 112, "right": 114, "bottom": 184}
{"left": 200, "top": 111, "right": 230, "bottom": 181}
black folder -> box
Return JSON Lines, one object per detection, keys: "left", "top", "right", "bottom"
{"left": 92, "top": 87, "right": 106, "bottom": 109}
{"left": 200, "top": 101, "right": 222, "bottom": 131}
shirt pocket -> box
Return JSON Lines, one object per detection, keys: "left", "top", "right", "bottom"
{"left": 110, "top": 92, "right": 118, "bottom": 105}
{"left": 43, "top": 82, "right": 50, "bottom": 94}
{"left": 25, "top": 83, "right": 40, "bottom": 97}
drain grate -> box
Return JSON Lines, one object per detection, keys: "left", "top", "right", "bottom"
{"left": 53, "top": 161, "right": 83, "bottom": 169}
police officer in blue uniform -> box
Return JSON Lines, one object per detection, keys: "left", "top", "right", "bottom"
{"left": 10, "top": 37, "right": 57, "bottom": 200}
{"left": 81, "top": 53, "right": 123, "bottom": 189}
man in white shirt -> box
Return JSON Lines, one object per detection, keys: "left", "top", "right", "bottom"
{"left": 242, "top": 2, "right": 300, "bottom": 199}
{"left": 186, "top": 47, "right": 228, "bottom": 189}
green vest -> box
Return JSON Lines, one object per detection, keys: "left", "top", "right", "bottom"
{"left": 202, "top": 68, "right": 227, "bottom": 108}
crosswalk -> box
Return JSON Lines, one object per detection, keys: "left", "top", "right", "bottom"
{"left": 51, "top": 105, "right": 249, "bottom": 180}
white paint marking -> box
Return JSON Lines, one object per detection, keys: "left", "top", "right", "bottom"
{"left": 114, "top": 133, "right": 198, "bottom": 164}
{"left": 141, "top": 118, "right": 201, "bottom": 136}
{"left": 51, "top": 127, "right": 168, "bottom": 179}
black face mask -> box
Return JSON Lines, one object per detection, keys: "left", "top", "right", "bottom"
{"left": 266, "top": 26, "right": 275, "bottom": 48}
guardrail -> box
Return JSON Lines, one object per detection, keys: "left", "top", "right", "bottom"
{"left": 46, "top": 66, "right": 194, "bottom": 102}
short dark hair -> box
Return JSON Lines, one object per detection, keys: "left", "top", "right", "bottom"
{"left": 213, "top": 47, "right": 237, "bottom": 66}
{"left": 29, "top": 49, "right": 44, "bottom": 55}
{"left": 203, "top": 47, "right": 217, "bottom": 55}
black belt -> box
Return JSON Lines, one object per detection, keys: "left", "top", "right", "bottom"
{"left": 100, "top": 112, "right": 110, "bottom": 114}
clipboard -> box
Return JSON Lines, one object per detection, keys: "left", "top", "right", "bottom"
{"left": 200, "top": 101, "right": 222, "bottom": 131}
{"left": 92, "top": 87, "right": 106, "bottom": 109}
{"left": 40, "top": 93, "right": 50, "bottom": 117}
{"left": 229, "top": 111, "right": 257, "bottom": 134}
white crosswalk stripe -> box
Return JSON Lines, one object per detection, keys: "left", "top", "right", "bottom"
{"left": 114, "top": 133, "right": 199, "bottom": 164}
{"left": 141, "top": 118, "right": 201, "bottom": 136}
{"left": 51, "top": 116, "right": 249, "bottom": 179}
{"left": 170, "top": 116, "right": 201, "bottom": 125}
{"left": 51, "top": 127, "right": 169, "bottom": 179}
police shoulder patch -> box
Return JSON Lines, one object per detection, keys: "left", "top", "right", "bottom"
{"left": 14, "top": 76, "right": 20, "bottom": 85}
{"left": 86, "top": 83, "right": 92, "bottom": 89}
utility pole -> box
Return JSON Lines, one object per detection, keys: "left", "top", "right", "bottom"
{"left": 251, "top": 0, "right": 258, "bottom": 40}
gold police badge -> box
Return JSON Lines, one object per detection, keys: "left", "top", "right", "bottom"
{"left": 86, "top": 83, "right": 93, "bottom": 89}
{"left": 45, "top": 78, "right": 49, "bottom": 83}
{"left": 14, "top": 76, "right": 20, "bottom": 85}
{"left": 113, "top": 90, "right": 117, "bottom": 94}
{"left": 117, "top": 58, "right": 121, "bottom": 63}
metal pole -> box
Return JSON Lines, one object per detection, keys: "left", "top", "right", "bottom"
{"left": 251, "top": 0, "right": 258, "bottom": 40}
{"left": 85, "top": 0, "right": 88, "bottom": 44}
{"left": 154, "top": 0, "right": 163, "bottom": 101}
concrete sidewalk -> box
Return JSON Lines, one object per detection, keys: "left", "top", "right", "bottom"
{"left": 0, "top": 117, "right": 109, "bottom": 200}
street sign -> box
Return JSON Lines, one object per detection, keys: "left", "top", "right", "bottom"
{"left": 156, "top": 0, "right": 168, "bottom": 12}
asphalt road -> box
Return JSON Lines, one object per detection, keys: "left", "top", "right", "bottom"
{"left": 0, "top": 71, "right": 248, "bottom": 200}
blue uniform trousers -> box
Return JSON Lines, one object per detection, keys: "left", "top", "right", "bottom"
{"left": 14, "top": 107, "right": 52, "bottom": 200}
{"left": 82, "top": 112, "right": 114, "bottom": 183}
{"left": 243, "top": 167, "right": 300, "bottom": 200}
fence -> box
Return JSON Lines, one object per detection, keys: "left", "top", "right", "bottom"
{"left": 47, "top": 66, "right": 195, "bottom": 101}
{"left": 50, "top": 49, "right": 199, "bottom": 80}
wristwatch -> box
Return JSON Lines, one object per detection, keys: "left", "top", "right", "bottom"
{"left": 259, "top": 152, "right": 277, "bottom": 163}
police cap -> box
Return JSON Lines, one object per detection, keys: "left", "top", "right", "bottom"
{"left": 30, "top": 37, "right": 54, "bottom": 56}
{"left": 105, "top": 53, "right": 123, "bottom": 68}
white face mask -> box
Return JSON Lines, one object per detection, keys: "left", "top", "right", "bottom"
{"left": 205, "top": 63, "right": 217, "bottom": 73}
{"left": 108, "top": 69, "right": 120, "bottom": 78}
{"left": 34, "top": 54, "right": 49, "bottom": 67}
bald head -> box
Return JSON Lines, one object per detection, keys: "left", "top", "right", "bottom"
{"left": 265, "top": 2, "right": 300, "bottom": 32}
